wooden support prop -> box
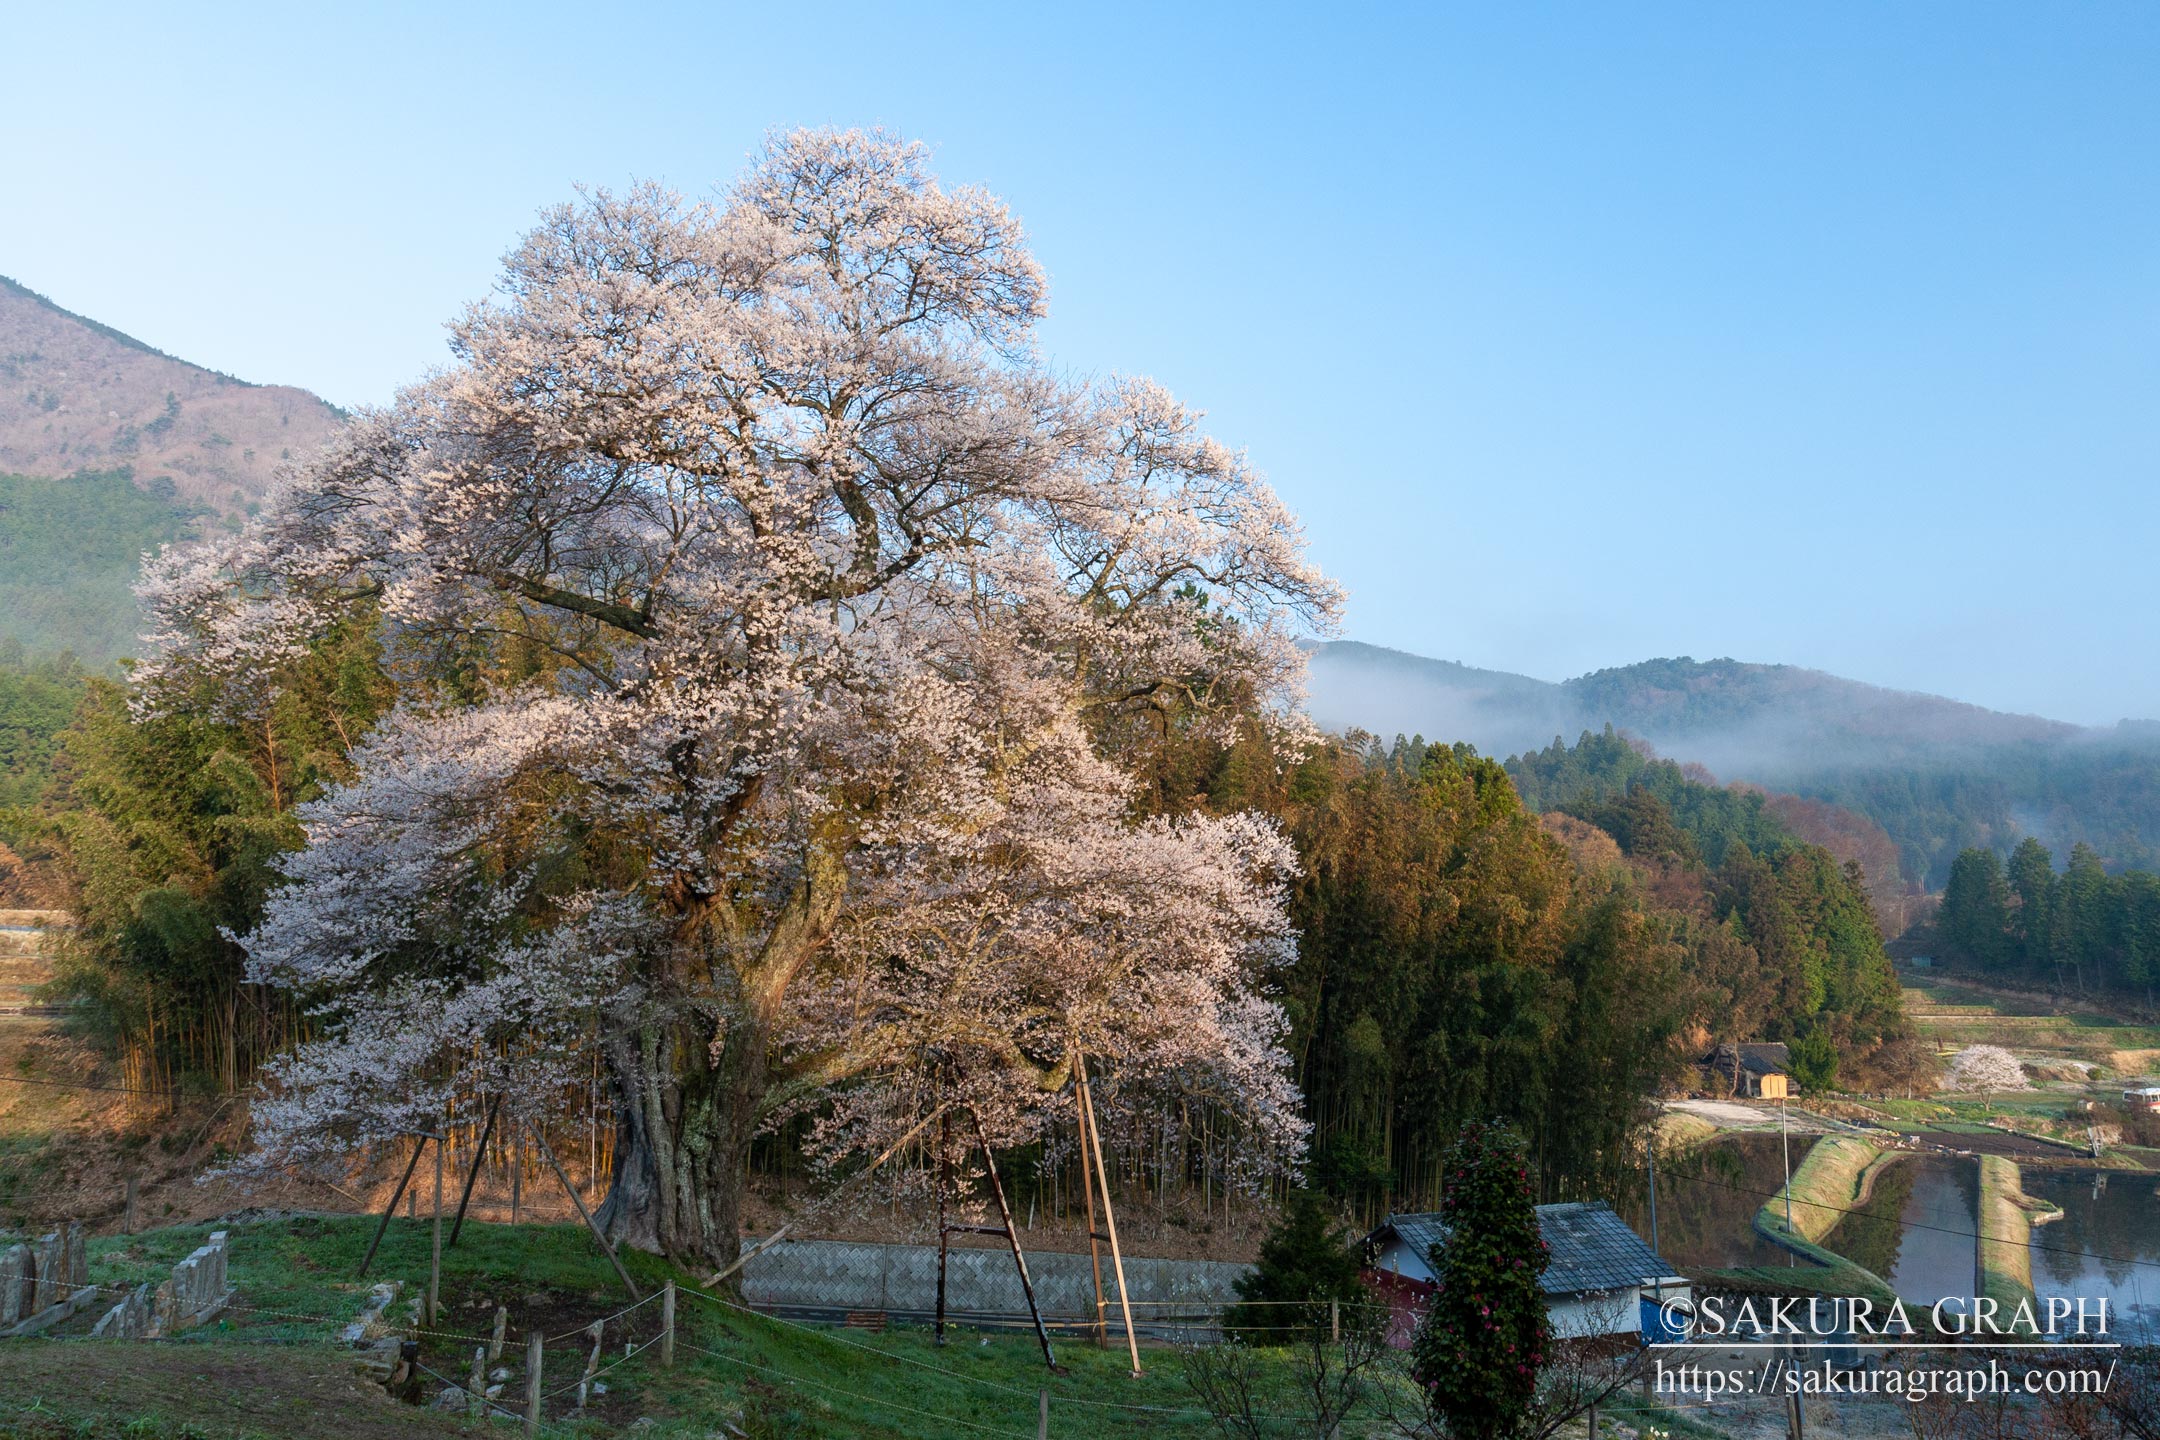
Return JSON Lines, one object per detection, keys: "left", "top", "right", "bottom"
{"left": 1076, "top": 1055, "right": 1141, "bottom": 1376}
{"left": 970, "top": 1106, "right": 1057, "bottom": 1374}
{"left": 1074, "top": 1072, "right": 1107, "bottom": 1348}
{"left": 661, "top": 1280, "right": 675, "bottom": 1369}
{"left": 429, "top": 1136, "right": 444, "bottom": 1327}
{"left": 934, "top": 1108, "right": 951, "bottom": 1346}
{"left": 448, "top": 1095, "right": 501, "bottom": 1247}
{"left": 358, "top": 1133, "right": 429, "bottom": 1279}
{"left": 526, "top": 1121, "right": 642, "bottom": 1302}
{"left": 523, "top": 1331, "right": 543, "bottom": 1438}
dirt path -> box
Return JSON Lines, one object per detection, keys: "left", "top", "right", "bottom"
{"left": 1667, "top": 1098, "right": 1842, "bottom": 1133}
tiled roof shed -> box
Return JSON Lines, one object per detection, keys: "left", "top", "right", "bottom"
{"left": 1536, "top": 1202, "right": 1674, "bottom": 1295}
{"left": 1703, "top": 1042, "right": 1790, "bottom": 1077}
{"left": 1367, "top": 1200, "right": 1679, "bottom": 1296}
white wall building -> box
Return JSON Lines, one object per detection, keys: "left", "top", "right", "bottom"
{"left": 1364, "top": 1201, "right": 1691, "bottom": 1340}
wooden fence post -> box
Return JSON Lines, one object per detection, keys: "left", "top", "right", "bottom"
{"left": 123, "top": 1176, "right": 137, "bottom": 1235}
{"left": 662, "top": 1280, "right": 676, "bottom": 1369}
{"left": 1039, "top": 1386, "right": 1049, "bottom": 1439}
{"left": 524, "top": 1331, "right": 543, "bottom": 1438}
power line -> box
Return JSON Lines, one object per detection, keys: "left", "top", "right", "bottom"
{"left": 1652, "top": 1159, "right": 2160, "bottom": 1276}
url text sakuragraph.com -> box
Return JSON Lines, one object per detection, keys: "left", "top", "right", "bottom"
{"left": 1649, "top": 1294, "right": 2122, "bottom": 1405}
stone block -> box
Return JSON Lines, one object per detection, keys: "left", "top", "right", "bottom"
{"left": 0, "top": 1244, "right": 27, "bottom": 1324}
{"left": 30, "top": 1232, "right": 62, "bottom": 1312}
{"left": 92, "top": 1282, "right": 153, "bottom": 1339}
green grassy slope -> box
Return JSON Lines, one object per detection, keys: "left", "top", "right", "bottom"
{"left": 28, "top": 1214, "right": 1406, "bottom": 1440}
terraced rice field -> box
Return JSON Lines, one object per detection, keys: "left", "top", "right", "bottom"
{"left": 1902, "top": 982, "right": 2160, "bottom": 1076}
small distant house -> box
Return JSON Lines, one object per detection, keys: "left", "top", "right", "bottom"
{"left": 2124, "top": 1087, "right": 2160, "bottom": 1114}
{"left": 1702, "top": 1042, "right": 1791, "bottom": 1100}
{"left": 1362, "top": 1201, "right": 1690, "bottom": 1344}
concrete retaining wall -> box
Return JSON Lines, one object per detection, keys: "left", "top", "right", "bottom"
{"left": 741, "top": 1237, "right": 1249, "bottom": 1323}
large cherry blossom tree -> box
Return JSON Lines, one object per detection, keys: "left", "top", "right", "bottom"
{"left": 137, "top": 129, "right": 1339, "bottom": 1267}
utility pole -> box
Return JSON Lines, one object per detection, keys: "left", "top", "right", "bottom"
{"left": 1780, "top": 1098, "right": 1794, "bottom": 1267}
{"left": 1646, "top": 1120, "right": 1665, "bottom": 1328}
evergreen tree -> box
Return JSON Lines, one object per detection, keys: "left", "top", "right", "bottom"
{"left": 2052, "top": 843, "right": 2110, "bottom": 991}
{"left": 1787, "top": 1028, "right": 1839, "bottom": 1092}
{"left": 1411, "top": 1120, "right": 1550, "bottom": 1440}
{"left": 2007, "top": 837, "right": 2056, "bottom": 970}
{"left": 1941, "top": 848, "right": 2012, "bottom": 969}
{"left": 1223, "top": 1189, "right": 1366, "bottom": 1341}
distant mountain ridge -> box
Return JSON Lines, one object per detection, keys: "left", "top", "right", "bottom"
{"left": 0, "top": 275, "right": 343, "bottom": 507}
{"left": 1307, "top": 641, "right": 2160, "bottom": 885}
{"left": 0, "top": 275, "right": 346, "bottom": 662}
{"left": 1309, "top": 641, "right": 2091, "bottom": 754}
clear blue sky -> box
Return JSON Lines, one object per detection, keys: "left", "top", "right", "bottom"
{"left": 8, "top": 3, "right": 2156, "bottom": 723}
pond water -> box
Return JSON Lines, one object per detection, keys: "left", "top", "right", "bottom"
{"left": 2021, "top": 1167, "right": 2160, "bottom": 1341}
{"left": 1620, "top": 1133, "right": 1822, "bottom": 1273}
{"left": 1637, "top": 1136, "right": 2160, "bottom": 1335}
{"left": 1822, "top": 1154, "right": 1978, "bottom": 1306}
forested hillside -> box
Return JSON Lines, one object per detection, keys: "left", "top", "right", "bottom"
{"left": 0, "top": 468, "right": 201, "bottom": 663}
{"left": 1937, "top": 839, "right": 2160, "bottom": 1001}
{"left": 1310, "top": 641, "right": 2160, "bottom": 886}
{"left": 0, "top": 276, "right": 345, "bottom": 670}
{"left": 1506, "top": 728, "right": 1913, "bottom": 1089}
{"left": 0, "top": 642, "right": 84, "bottom": 809}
